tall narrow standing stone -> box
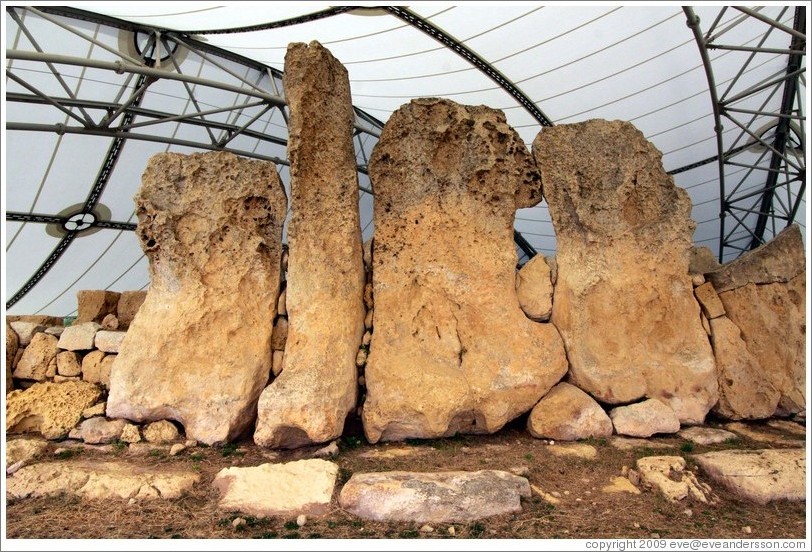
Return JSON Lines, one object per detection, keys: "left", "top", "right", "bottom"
{"left": 254, "top": 42, "right": 365, "bottom": 448}
{"left": 107, "top": 151, "right": 287, "bottom": 445}
{"left": 362, "top": 98, "right": 568, "bottom": 443}
{"left": 533, "top": 120, "right": 717, "bottom": 424}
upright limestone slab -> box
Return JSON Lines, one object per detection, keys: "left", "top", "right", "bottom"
{"left": 709, "top": 224, "right": 806, "bottom": 416}
{"left": 106, "top": 151, "right": 287, "bottom": 445}
{"left": 533, "top": 120, "right": 717, "bottom": 424}
{"left": 363, "top": 98, "right": 568, "bottom": 443}
{"left": 254, "top": 42, "right": 365, "bottom": 448}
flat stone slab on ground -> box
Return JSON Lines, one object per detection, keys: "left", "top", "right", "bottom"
{"left": 339, "top": 470, "right": 530, "bottom": 523}
{"left": 693, "top": 449, "right": 805, "bottom": 505}
{"left": 6, "top": 461, "right": 199, "bottom": 500}
{"left": 6, "top": 438, "right": 48, "bottom": 468}
{"left": 213, "top": 459, "right": 338, "bottom": 517}
{"left": 725, "top": 422, "right": 805, "bottom": 447}
{"left": 679, "top": 426, "right": 738, "bottom": 445}
{"left": 601, "top": 476, "right": 641, "bottom": 495}
{"left": 636, "top": 456, "right": 712, "bottom": 503}
{"left": 765, "top": 419, "right": 806, "bottom": 437}
{"left": 358, "top": 446, "right": 434, "bottom": 460}
{"left": 546, "top": 443, "right": 598, "bottom": 460}
{"left": 610, "top": 437, "right": 674, "bottom": 451}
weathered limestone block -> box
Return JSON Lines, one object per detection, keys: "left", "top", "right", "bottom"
{"left": 709, "top": 316, "right": 779, "bottom": 420}
{"left": 143, "top": 420, "right": 180, "bottom": 443}
{"left": 527, "top": 382, "right": 613, "bottom": 441}
{"left": 9, "top": 321, "right": 43, "bottom": 346}
{"left": 95, "top": 330, "right": 126, "bottom": 353}
{"left": 106, "top": 151, "right": 287, "bottom": 445}
{"left": 213, "top": 459, "right": 338, "bottom": 517}
{"left": 82, "top": 350, "right": 108, "bottom": 386}
{"left": 636, "top": 456, "right": 712, "bottom": 503}
{"left": 13, "top": 332, "right": 58, "bottom": 381}
{"left": 693, "top": 282, "right": 725, "bottom": 319}
{"left": 609, "top": 399, "right": 680, "bottom": 438}
{"left": 693, "top": 449, "right": 805, "bottom": 504}
{"left": 7, "top": 320, "right": 19, "bottom": 393}
{"left": 56, "top": 351, "right": 82, "bottom": 377}
{"left": 70, "top": 417, "right": 126, "bottom": 444}
{"left": 710, "top": 226, "right": 806, "bottom": 416}
{"left": 6, "top": 381, "right": 102, "bottom": 439}
{"left": 76, "top": 290, "right": 121, "bottom": 324}
{"left": 7, "top": 461, "right": 199, "bottom": 501}
{"left": 515, "top": 254, "right": 554, "bottom": 322}
{"left": 706, "top": 224, "right": 804, "bottom": 292}
{"left": 58, "top": 322, "right": 101, "bottom": 351}
{"left": 362, "top": 98, "right": 568, "bottom": 442}
{"left": 117, "top": 290, "right": 147, "bottom": 329}
{"left": 533, "top": 120, "right": 717, "bottom": 424}
{"left": 689, "top": 246, "right": 721, "bottom": 275}
{"left": 101, "top": 314, "right": 119, "bottom": 330}
{"left": 339, "top": 470, "right": 531, "bottom": 523}
{"left": 255, "top": 42, "right": 365, "bottom": 448}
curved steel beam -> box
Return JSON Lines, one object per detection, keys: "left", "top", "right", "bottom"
{"left": 683, "top": 7, "right": 728, "bottom": 261}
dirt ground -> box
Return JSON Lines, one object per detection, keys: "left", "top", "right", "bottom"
{"left": 4, "top": 415, "right": 808, "bottom": 542}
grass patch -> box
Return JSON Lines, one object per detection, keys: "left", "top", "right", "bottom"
{"left": 399, "top": 529, "right": 419, "bottom": 538}
{"left": 680, "top": 442, "right": 695, "bottom": 453}
{"left": 524, "top": 453, "right": 534, "bottom": 461}
{"left": 283, "top": 520, "right": 299, "bottom": 531}
{"left": 219, "top": 443, "right": 243, "bottom": 457}
{"left": 148, "top": 449, "right": 166, "bottom": 458}
{"left": 189, "top": 452, "right": 204, "bottom": 461}
{"left": 55, "top": 448, "right": 82, "bottom": 460}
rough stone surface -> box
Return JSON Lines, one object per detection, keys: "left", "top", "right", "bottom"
{"left": 689, "top": 246, "right": 721, "bottom": 275}
{"left": 693, "top": 449, "right": 805, "bottom": 504}
{"left": 725, "top": 422, "right": 805, "bottom": 447}
{"left": 271, "top": 350, "right": 285, "bottom": 377}
{"left": 527, "top": 382, "right": 613, "bottom": 441}
{"left": 602, "top": 476, "right": 641, "bottom": 495}
{"left": 709, "top": 316, "right": 779, "bottom": 420}
{"left": 610, "top": 399, "right": 681, "bottom": 438}
{"left": 44, "top": 326, "right": 65, "bottom": 337}
{"left": 270, "top": 317, "right": 288, "bottom": 351}
{"left": 72, "top": 417, "right": 126, "bottom": 444}
{"left": 76, "top": 290, "right": 121, "bottom": 324}
{"left": 7, "top": 321, "right": 19, "bottom": 393}
{"left": 363, "top": 98, "right": 567, "bottom": 443}
{"left": 547, "top": 443, "right": 598, "bottom": 460}
{"left": 339, "top": 470, "right": 531, "bottom": 523}
{"left": 6, "top": 438, "right": 48, "bottom": 468}
{"left": 718, "top": 274, "right": 805, "bottom": 415}
{"left": 255, "top": 42, "right": 365, "bottom": 449}
{"left": 95, "top": 331, "right": 126, "bottom": 353}
{"left": 101, "top": 314, "right": 119, "bottom": 330}
{"left": 120, "top": 424, "right": 142, "bottom": 443}
{"left": 7, "top": 461, "right": 199, "bottom": 500}
{"left": 610, "top": 437, "right": 673, "bottom": 451}
{"left": 534, "top": 120, "right": 717, "bottom": 424}
{"left": 143, "top": 420, "right": 181, "bottom": 443}
{"left": 117, "top": 291, "right": 147, "bottom": 329}
{"left": 58, "top": 322, "right": 101, "bottom": 351}
{"left": 6, "top": 381, "right": 102, "bottom": 439}
{"left": 706, "top": 224, "right": 804, "bottom": 293}
{"left": 515, "top": 254, "right": 554, "bottom": 322}
{"left": 106, "top": 151, "right": 287, "bottom": 445}
{"left": 636, "top": 456, "right": 712, "bottom": 503}
{"left": 81, "top": 350, "right": 109, "bottom": 386}
{"left": 694, "top": 283, "right": 725, "bottom": 319}
{"left": 82, "top": 402, "right": 106, "bottom": 419}
{"left": 213, "top": 459, "right": 338, "bottom": 517}
{"left": 358, "top": 446, "right": 434, "bottom": 460}
{"left": 56, "top": 351, "right": 82, "bottom": 377}
{"left": 9, "top": 321, "right": 44, "bottom": 346}
{"left": 13, "top": 332, "right": 58, "bottom": 381}
{"left": 678, "top": 426, "right": 738, "bottom": 445}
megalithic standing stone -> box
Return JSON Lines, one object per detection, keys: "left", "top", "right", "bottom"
{"left": 106, "top": 151, "right": 287, "bottom": 445}
{"left": 254, "top": 42, "right": 366, "bottom": 448}
{"left": 362, "top": 98, "right": 568, "bottom": 443}
{"left": 533, "top": 119, "right": 718, "bottom": 424}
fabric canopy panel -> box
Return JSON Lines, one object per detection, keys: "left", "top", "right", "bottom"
{"left": 3, "top": 3, "right": 807, "bottom": 315}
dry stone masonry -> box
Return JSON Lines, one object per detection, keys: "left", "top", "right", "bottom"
{"left": 362, "top": 98, "right": 568, "bottom": 442}
{"left": 106, "top": 151, "right": 287, "bottom": 445}
{"left": 533, "top": 119, "right": 717, "bottom": 424}
{"left": 254, "top": 42, "right": 366, "bottom": 448}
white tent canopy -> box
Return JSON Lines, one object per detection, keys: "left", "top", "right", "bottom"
{"left": 3, "top": 2, "right": 808, "bottom": 316}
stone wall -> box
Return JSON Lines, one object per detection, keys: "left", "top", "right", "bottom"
{"left": 4, "top": 41, "right": 805, "bottom": 450}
